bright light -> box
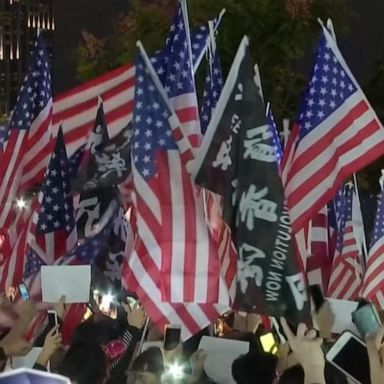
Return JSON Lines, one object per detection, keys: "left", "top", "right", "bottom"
{"left": 167, "top": 362, "right": 184, "bottom": 380}
{"left": 100, "top": 292, "right": 114, "bottom": 313}
{"left": 16, "top": 198, "right": 27, "bottom": 210}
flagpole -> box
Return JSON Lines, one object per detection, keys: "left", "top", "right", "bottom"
{"left": 326, "top": 18, "right": 337, "bottom": 41}
{"left": 193, "top": 8, "right": 226, "bottom": 74}
{"left": 282, "top": 118, "right": 290, "bottom": 148}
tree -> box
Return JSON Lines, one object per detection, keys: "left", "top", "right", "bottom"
{"left": 76, "top": 0, "right": 349, "bottom": 125}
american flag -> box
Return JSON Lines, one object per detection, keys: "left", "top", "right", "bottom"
{"left": 200, "top": 41, "right": 223, "bottom": 134}
{"left": 150, "top": 2, "right": 201, "bottom": 147}
{"left": 126, "top": 50, "right": 230, "bottom": 340}
{"left": 266, "top": 104, "right": 283, "bottom": 164}
{"left": 327, "top": 186, "right": 363, "bottom": 300}
{"left": 0, "top": 34, "right": 53, "bottom": 232}
{"left": 0, "top": 200, "right": 36, "bottom": 290}
{"left": 363, "top": 190, "right": 384, "bottom": 308}
{"left": 27, "top": 127, "right": 77, "bottom": 265}
{"left": 306, "top": 205, "right": 334, "bottom": 292}
{"left": 281, "top": 27, "right": 384, "bottom": 233}
{"left": 55, "top": 23, "right": 212, "bottom": 157}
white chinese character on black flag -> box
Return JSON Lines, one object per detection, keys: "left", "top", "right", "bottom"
{"left": 195, "top": 36, "right": 309, "bottom": 323}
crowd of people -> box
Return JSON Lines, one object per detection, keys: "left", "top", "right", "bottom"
{"left": 0, "top": 291, "right": 383, "bottom": 383}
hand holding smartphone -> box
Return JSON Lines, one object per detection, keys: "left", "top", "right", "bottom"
{"left": 18, "top": 283, "right": 29, "bottom": 301}
{"left": 326, "top": 331, "right": 371, "bottom": 384}
{"left": 47, "top": 310, "right": 59, "bottom": 333}
{"left": 309, "top": 284, "right": 325, "bottom": 312}
{"left": 163, "top": 325, "right": 181, "bottom": 351}
{"left": 352, "top": 302, "right": 382, "bottom": 338}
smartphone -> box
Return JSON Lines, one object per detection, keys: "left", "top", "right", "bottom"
{"left": 259, "top": 332, "right": 278, "bottom": 355}
{"left": 309, "top": 284, "right": 325, "bottom": 312}
{"left": 352, "top": 302, "right": 382, "bottom": 337}
{"left": 18, "top": 283, "right": 29, "bottom": 301}
{"left": 47, "top": 310, "right": 58, "bottom": 332}
{"left": 326, "top": 331, "right": 371, "bottom": 384}
{"left": 164, "top": 325, "right": 181, "bottom": 351}
{"left": 126, "top": 296, "right": 138, "bottom": 308}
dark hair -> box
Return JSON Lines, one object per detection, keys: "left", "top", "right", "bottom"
{"left": 57, "top": 342, "right": 108, "bottom": 384}
{"left": 131, "top": 347, "right": 164, "bottom": 376}
{"left": 278, "top": 365, "right": 304, "bottom": 384}
{"left": 279, "top": 363, "right": 348, "bottom": 384}
{"left": 232, "top": 351, "right": 277, "bottom": 384}
{"left": 72, "top": 317, "right": 119, "bottom": 345}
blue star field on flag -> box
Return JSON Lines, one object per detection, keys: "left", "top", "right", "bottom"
{"left": 61, "top": 220, "right": 113, "bottom": 264}
{"left": 335, "top": 186, "right": 353, "bottom": 254}
{"left": 36, "top": 128, "right": 75, "bottom": 235}
{"left": 297, "top": 33, "right": 357, "bottom": 143}
{"left": 370, "top": 190, "right": 384, "bottom": 248}
{"left": 24, "top": 249, "right": 46, "bottom": 279}
{"left": 150, "top": 20, "right": 211, "bottom": 82}
{"left": 266, "top": 106, "right": 283, "bottom": 164}
{"left": 5, "top": 34, "right": 51, "bottom": 149}
{"left": 149, "top": 4, "right": 195, "bottom": 99}
{"left": 132, "top": 56, "right": 178, "bottom": 180}
{"left": 200, "top": 46, "right": 223, "bottom": 134}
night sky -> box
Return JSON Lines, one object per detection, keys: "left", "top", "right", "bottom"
{"left": 52, "top": 0, "right": 384, "bottom": 95}
{"left": 52, "top": 0, "right": 129, "bottom": 94}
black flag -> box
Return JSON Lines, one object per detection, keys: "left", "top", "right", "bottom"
{"left": 194, "top": 36, "right": 309, "bottom": 322}
{"left": 82, "top": 124, "right": 132, "bottom": 191}
{"left": 73, "top": 101, "right": 111, "bottom": 192}
{"left": 76, "top": 187, "right": 119, "bottom": 240}
{"left": 93, "top": 205, "right": 132, "bottom": 291}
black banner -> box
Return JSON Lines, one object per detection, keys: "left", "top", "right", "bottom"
{"left": 195, "top": 37, "right": 309, "bottom": 322}
{"left": 93, "top": 206, "right": 132, "bottom": 291}
{"left": 76, "top": 187, "right": 119, "bottom": 240}
{"left": 81, "top": 125, "right": 132, "bottom": 191}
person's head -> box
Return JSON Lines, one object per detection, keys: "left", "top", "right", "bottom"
{"left": 72, "top": 317, "right": 118, "bottom": 346}
{"left": 232, "top": 351, "right": 278, "bottom": 384}
{"left": 57, "top": 342, "right": 109, "bottom": 384}
{"left": 129, "top": 347, "right": 164, "bottom": 384}
{"left": 278, "top": 365, "right": 304, "bottom": 384}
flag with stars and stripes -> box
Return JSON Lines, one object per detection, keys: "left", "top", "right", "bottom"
{"left": 150, "top": 1, "right": 201, "bottom": 149}
{"left": 0, "top": 199, "right": 37, "bottom": 291}
{"left": 306, "top": 205, "right": 335, "bottom": 292}
{"left": 0, "top": 34, "right": 53, "bottom": 243}
{"left": 281, "top": 25, "right": 384, "bottom": 234}
{"left": 327, "top": 186, "right": 363, "bottom": 300}
{"left": 200, "top": 40, "right": 224, "bottom": 134}
{"left": 27, "top": 127, "right": 77, "bottom": 265}
{"left": 125, "top": 47, "right": 231, "bottom": 340}
{"left": 54, "top": 20, "right": 216, "bottom": 160}
{"left": 363, "top": 189, "right": 384, "bottom": 308}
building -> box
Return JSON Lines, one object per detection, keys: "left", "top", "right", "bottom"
{"left": 0, "top": 0, "right": 54, "bottom": 117}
